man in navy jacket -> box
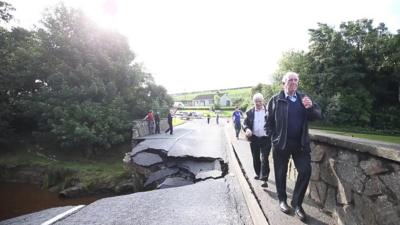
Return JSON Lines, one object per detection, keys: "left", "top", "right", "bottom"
{"left": 266, "top": 72, "right": 321, "bottom": 222}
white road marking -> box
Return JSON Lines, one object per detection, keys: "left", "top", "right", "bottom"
{"left": 41, "top": 205, "right": 85, "bottom": 225}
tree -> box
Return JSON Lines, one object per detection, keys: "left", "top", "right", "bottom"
{"left": 0, "top": 1, "right": 18, "bottom": 144}
{"left": 0, "top": 1, "right": 14, "bottom": 23}
{"left": 273, "top": 51, "right": 311, "bottom": 84}
{"left": 213, "top": 95, "right": 221, "bottom": 110}
{"left": 31, "top": 4, "right": 173, "bottom": 155}
{"left": 305, "top": 20, "right": 400, "bottom": 127}
{"left": 0, "top": 3, "right": 172, "bottom": 154}
{"left": 251, "top": 83, "right": 278, "bottom": 104}
{"left": 0, "top": 25, "right": 41, "bottom": 144}
{"left": 274, "top": 19, "right": 400, "bottom": 130}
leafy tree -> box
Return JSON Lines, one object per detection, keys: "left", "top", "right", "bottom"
{"left": 0, "top": 1, "right": 14, "bottom": 23}
{"left": 0, "top": 25, "right": 40, "bottom": 144}
{"left": 251, "top": 83, "right": 278, "bottom": 104}
{"left": 273, "top": 51, "right": 312, "bottom": 85}
{"left": 0, "top": 3, "right": 172, "bottom": 154}
{"left": 31, "top": 4, "right": 172, "bottom": 155}
{"left": 274, "top": 19, "right": 400, "bottom": 130}
{"left": 213, "top": 95, "right": 221, "bottom": 110}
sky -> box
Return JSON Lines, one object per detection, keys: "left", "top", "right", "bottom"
{"left": 5, "top": 0, "right": 400, "bottom": 94}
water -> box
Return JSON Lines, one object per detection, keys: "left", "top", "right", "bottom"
{"left": 0, "top": 182, "right": 103, "bottom": 221}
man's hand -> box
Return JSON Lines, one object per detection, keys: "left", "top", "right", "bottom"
{"left": 245, "top": 129, "right": 252, "bottom": 137}
{"left": 302, "top": 96, "right": 313, "bottom": 109}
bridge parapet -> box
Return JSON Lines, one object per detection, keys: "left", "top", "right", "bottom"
{"left": 131, "top": 119, "right": 169, "bottom": 138}
{"left": 302, "top": 130, "right": 400, "bottom": 225}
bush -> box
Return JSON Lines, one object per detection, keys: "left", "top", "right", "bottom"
{"left": 325, "top": 87, "right": 373, "bottom": 126}
{"left": 372, "top": 106, "right": 400, "bottom": 131}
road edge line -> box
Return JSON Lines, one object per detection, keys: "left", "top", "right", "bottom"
{"left": 41, "top": 205, "right": 85, "bottom": 225}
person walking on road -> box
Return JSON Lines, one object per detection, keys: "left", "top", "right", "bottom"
{"left": 154, "top": 111, "right": 161, "bottom": 134}
{"left": 243, "top": 93, "right": 271, "bottom": 188}
{"left": 143, "top": 110, "right": 155, "bottom": 134}
{"left": 207, "top": 114, "right": 211, "bottom": 124}
{"left": 165, "top": 109, "right": 174, "bottom": 135}
{"left": 216, "top": 113, "right": 219, "bottom": 125}
{"left": 232, "top": 107, "right": 242, "bottom": 139}
{"left": 266, "top": 72, "right": 322, "bottom": 222}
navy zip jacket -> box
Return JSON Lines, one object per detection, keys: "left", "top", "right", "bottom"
{"left": 266, "top": 91, "right": 322, "bottom": 151}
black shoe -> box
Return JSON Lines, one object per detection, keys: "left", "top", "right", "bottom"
{"left": 260, "top": 176, "right": 268, "bottom": 182}
{"left": 261, "top": 182, "right": 268, "bottom": 188}
{"left": 294, "top": 206, "right": 307, "bottom": 222}
{"left": 279, "top": 201, "right": 290, "bottom": 214}
{"left": 254, "top": 175, "right": 259, "bottom": 180}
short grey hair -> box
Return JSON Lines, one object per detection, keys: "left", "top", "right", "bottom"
{"left": 253, "top": 93, "right": 264, "bottom": 103}
{"left": 282, "top": 71, "right": 299, "bottom": 84}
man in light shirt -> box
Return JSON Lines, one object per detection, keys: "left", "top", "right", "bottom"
{"left": 243, "top": 93, "right": 271, "bottom": 188}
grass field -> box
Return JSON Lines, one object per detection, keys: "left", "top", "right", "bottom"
{"left": 0, "top": 143, "right": 131, "bottom": 189}
{"left": 179, "top": 109, "right": 235, "bottom": 117}
{"left": 316, "top": 129, "right": 400, "bottom": 144}
{"left": 173, "top": 118, "right": 185, "bottom": 126}
{"left": 172, "top": 87, "right": 252, "bottom": 102}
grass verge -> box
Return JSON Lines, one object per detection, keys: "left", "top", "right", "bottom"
{"left": 311, "top": 125, "right": 400, "bottom": 144}
{"left": 0, "top": 143, "right": 132, "bottom": 192}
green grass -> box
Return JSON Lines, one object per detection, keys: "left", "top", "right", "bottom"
{"left": 172, "top": 91, "right": 214, "bottom": 101}
{"left": 217, "top": 110, "right": 235, "bottom": 117}
{"left": 172, "top": 87, "right": 252, "bottom": 102}
{"left": 326, "top": 130, "right": 400, "bottom": 144}
{"left": 316, "top": 130, "right": 400, "bottom": 144}
{"left": 172, "top": 118, "right": 185, "bottom": 126}
{"left": 180, "top": 109, "right": 234, "bottom": 117}
{"left": 2, "top": 148, "right": 127, "bottom": 173}
{"left": 225, "top": 87, "right": 252, "bottom": 99}
{"left": 0, "top": 143, "right": 131, "bottom": 189}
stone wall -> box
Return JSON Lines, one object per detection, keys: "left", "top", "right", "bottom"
{"left": 131, "top": 119, "right": 169, "bottom": 138}
{"left": 299, "top": 131, "right": 400, "bottom": 225}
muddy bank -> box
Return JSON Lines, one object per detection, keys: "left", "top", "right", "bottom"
{"left": 0, "top": 163, "right": 143, "bottom": 198}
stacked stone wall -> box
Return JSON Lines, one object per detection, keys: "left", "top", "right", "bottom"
{"left": 294, "top": 132, "right": 400, "bottom": 225}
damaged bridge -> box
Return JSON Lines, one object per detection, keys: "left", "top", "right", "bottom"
{"left": 126, "top": 122, "right": 228, "bottom": 190}
{"left": 2, "top": 120, "right": 260, "bottom": 225}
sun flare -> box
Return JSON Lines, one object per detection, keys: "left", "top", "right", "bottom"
{"left": 68, "top": 0, "right": 120, "bottom": 30}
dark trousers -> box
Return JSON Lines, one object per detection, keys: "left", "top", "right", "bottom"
{"left": 273, "top": 140, "right": 311, "bottom": 207}
{"left": 250, "top": 136, "right": 271, "bottom": 180}
{"left": 155, "top": 122, "right": 160, "bottom": 134}
{"left": 147, "top": 121, "right": 154, "bottom": 134}
{"left": 165, "top": 122, "right": 173, "bottom": 134}
{"left": 234, "top": 123, "right": 241, "bottom": 138}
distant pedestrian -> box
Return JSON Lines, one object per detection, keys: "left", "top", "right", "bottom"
{"left": 207, "top": 114, "right": 211, "bottom": 124}
{"left": 143, "top": 110, "right": 155, "bottom": 134}
{"left": 243, "top": 93, "right": 271, "bottom": 188}
{"left": 216, "top": 114, "right": 219, "bottom": 125}
{"left": 232, "top": 107, "right": 242, "bottom": 139}
{"left": 154, "top": 111, "right": 161, "bottom": 134}
{"left": 165, "top": 110, "right": 174, "bottom": 135}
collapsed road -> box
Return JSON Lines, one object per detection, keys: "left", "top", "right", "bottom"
{"left": 127, "top": 120, "right": 228, "bottom": 190}
{"left": 1, "top": 120, "right": 256, "bottom": 225}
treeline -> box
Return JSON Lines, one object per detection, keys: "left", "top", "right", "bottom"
{"left": 254, "top": 19, "right": 400, "bottom": 133}
{"left": 0, "top": 2, "right": 172, "bottom": 155}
